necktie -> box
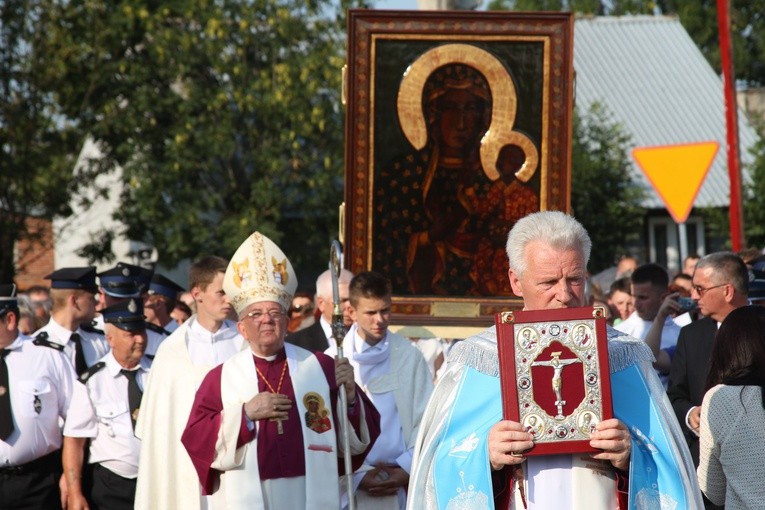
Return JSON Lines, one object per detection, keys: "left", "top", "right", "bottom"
{"left": 121, "top": 369, "right": 143, "bottom": 430}
{"left": 0, "top": 350, "right": 14, "bottom": 440}
{"left": 71, "top": 333, "right": 87, "bottom": 375}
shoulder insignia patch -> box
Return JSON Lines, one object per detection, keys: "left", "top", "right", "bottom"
{"left": 144, "top": 322, "right": 170, "bottom": 336}
{"left": 78, "top": 362, "right": 106, "bottom": 383}
{"left": 80, "top": 322, "right": 105, "bottom": 335}
{"left": 33, "top": 332, "right": 65, "bottom": 352}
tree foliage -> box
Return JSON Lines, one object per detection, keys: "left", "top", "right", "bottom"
{"left": 571, "top": 103, "right": 646, "bottom": 273}
{"left": 0, "top": 0, "right": 95, "bottom": 282}
{"left": 486, "top": 0, "right": 649, "bottom": 14}
{"left": 487, "top": 0, "right": 765, "bottom": 86}
{"left": 30, "top": 0, "right": 360, "bottom": 280}
{"left": 666, "top": 0, "right": 765, "bottom": 87}
{"left": 744, "top": 129, "right": 765, "bottom": 248}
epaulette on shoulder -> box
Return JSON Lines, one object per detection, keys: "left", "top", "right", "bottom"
{"left": 80, "top": 321, "right": 105, "bottom": 335}
{"left": 33, "top": 332, "right": 65, "bottom": 352}
{"left": 79, "top": 361, "right": 106, "bottom": 383}
{"left": 144, "top": 322, "right": 170, "bottom": 336}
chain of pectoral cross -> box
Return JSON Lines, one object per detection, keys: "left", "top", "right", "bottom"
{"left": 256, "top": 362, "right": 288, "bottom": 434}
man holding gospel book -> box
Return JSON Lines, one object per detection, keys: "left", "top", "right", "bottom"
{"left": 407, "top": 211, "right": 701, "bottom": 509}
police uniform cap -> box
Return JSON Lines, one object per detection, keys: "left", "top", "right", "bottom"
{"left": 147, "top": 274, "right": 185, "bottom": 301}
{"left": 101, "top": 298, "right": 147, "bottom": 332}
{"left": 0, "top": 284, "right": 18, "bottom": 316}
{"left": 44, "top": 267, "right": 99, "bottom": 294}
{"left": 98, "top": 263, "right": 154, "bottom": 298}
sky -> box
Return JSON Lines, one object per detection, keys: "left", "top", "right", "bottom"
{"left": 369, "top": 0, "right": 421, "bottom": 9}
{"left": 360, "top": 0, "right": 487, "bottom": 13}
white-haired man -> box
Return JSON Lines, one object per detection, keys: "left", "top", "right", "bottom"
{"left": 287, "top": 267, "right": 355, "bottom": 352}
{"left": 407, "top": 211, "right": 701, "bottom": 509}
{"left": 182, "top": 232, "right": 380, "bottom": 509}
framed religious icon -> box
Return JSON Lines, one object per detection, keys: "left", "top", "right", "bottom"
{"left": 343, "top": 10, "right": 574, "bottom": 330}
{"left": 495, "top": 306, "right": 613, "bottom": 455}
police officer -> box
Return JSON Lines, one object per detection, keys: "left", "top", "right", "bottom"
{"left": 0, "top": 284, "right": 85, "bottom": 508}
{"left": 63, "top": 298, "right": 151, "bottom": 510}
{"left": 96, "top": 263, "right": 154, "bottom": 318}
{"left": 34, "top": 267, "right": 108, "bottom": 376}
{"left": 96, "top": 263, "right": 165, "bottom": 359}
{"left": 143, "top": 273, "right": 185, "bottom": 336}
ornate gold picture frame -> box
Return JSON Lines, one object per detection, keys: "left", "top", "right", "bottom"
{"left": 344, "top": 10, "right": 574, "bottom": 330}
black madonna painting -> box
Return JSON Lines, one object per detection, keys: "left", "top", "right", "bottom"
{"left": 344, "top": 11, "right": 574, "bottom": 323}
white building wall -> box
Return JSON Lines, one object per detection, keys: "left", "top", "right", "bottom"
{"left": 54, "top": 138, "right": 190, "bottom": 287}
{"left": 53, "top": 137, "right": 135, "bottom": 272}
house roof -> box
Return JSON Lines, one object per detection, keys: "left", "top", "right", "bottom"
{"left": 573, "top": 15, "right": 761, "bottom": 209}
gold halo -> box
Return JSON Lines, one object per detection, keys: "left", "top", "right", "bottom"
{"left": 396, "top": 43, "right": 538, "bottom": 182}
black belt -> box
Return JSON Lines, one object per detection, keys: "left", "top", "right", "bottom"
{"left": 0, "top": 449, "right": 61, "bottom": 475}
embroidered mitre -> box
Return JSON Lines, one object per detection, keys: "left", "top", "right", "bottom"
{"left": 223, "top": 231, "right": 297, "bottom": 315}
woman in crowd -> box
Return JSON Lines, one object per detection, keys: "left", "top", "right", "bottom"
{"left": 698, "top": 305, "right": 765, "bottom": 509}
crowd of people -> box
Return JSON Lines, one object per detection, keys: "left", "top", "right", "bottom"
{"left": 589, "top": 248, "right": 765, "bottom": 509}
{"left": 2, "top": 210, "right": 764, "bottom": 509}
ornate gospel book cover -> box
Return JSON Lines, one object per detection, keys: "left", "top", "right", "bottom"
{"left": 496, "top": 306, "right": 613, "bottom": 455}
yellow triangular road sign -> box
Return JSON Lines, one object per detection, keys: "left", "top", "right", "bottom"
{"left": 632, "top": 141, "right": 719, "bottom": 223}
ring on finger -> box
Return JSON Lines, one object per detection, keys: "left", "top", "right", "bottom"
{"left": 510, "top": 451, "right": 524, "bottom": 458}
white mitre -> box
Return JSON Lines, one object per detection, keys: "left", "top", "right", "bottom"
{"left": 223, "top": 231, "right": 298, "bottom": 315}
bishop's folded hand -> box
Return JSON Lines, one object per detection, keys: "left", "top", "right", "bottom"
{"left": 244, "top": 393, "right": 292, "bottom": 422}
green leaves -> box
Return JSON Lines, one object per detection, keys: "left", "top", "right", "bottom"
{"left": 1, "top": 0, "right": 89, "bottom": 279}
{"left": 29, "top": 0, "right": 355, "bottom": 276}
{"left": 488, "top": 0, "right": 765, "bottom": 86}
{"left": 744, "top": 125, "right": 765, "bottom": 248}
{"left": 571, "top": 103, "right": 647, "bottom": 273}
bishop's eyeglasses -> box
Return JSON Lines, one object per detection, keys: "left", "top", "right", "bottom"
{"left": 244, "top": 309, "right": 286, "bottom": 322}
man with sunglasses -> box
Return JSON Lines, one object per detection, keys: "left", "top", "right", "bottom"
{"left": 286, "top": 291, "right": 316, "bottom": 334}
{"left": 667, "top": 252, "right": 748, "bottom": 509}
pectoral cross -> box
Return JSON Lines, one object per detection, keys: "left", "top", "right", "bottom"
{"left": 271, "top": 415, "right": 286, "bottom": 435}
{"left": 531, "top": 352, "right": 581, "bottom": 420}
{"left": 255, "top": 361, "right": 289, "bottom": 435}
